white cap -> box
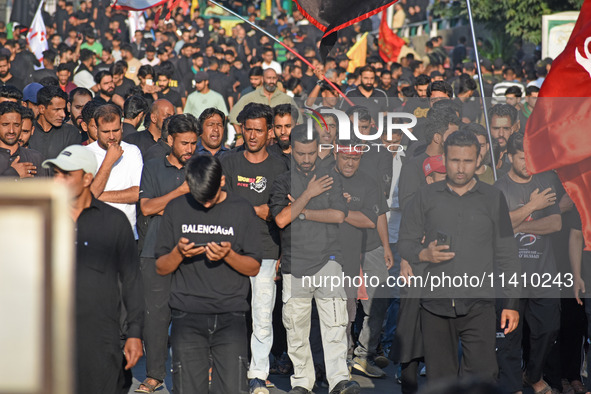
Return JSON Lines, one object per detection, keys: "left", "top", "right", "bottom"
{"left": 42, "top": 145, "right": 97, "bottom": 175}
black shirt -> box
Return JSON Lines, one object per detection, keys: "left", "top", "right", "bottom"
{"left": 0, "top": 145, "right": 45, "bottom": 178}
{"left": 29, "top": 121, "right": 82, "bottom": 160}
{"left": 269, "top": 163, "right": 347, "bottom": 277}
{"left": 155, "top": 192, "right": 262, "bottom": 313}
{"left": 340, "top": 87, "right": 389, "bottom": 122}
{"left": 144, "top": 139, "right": 171, "bottom": 161}
{"left": 123, "top": 130, "right": 158, "bottom": 159}
{"left": 398, "top": 179, "right": 520, "bottom": 317}
{"left": 114, "top": 77, "right": 136, "bottom": 99}
{"left": 122, "top": 122, "right": 138, "bottom": 138}
{"left": 76, "top": 197, "right": 144, "bottom": 342}
{"left": 495, "top": 172, "right": 561, "bottom": 297}
{"left": 338, "top": 169, "right": 380, "bottom": 276}
{"left": 139, "top": 156, "right": 186, "bottom": 258}
{"left": 158, "top": 89, "right": 183, "bottom": 109}
{"left": 267, "top": 143, "right": 291, "bottom": 169}
{"left": 398, "top": 152, "right": 428, "bottom": 211}
{"left": 221, "top": 151, "right": 289, "bottom": 259}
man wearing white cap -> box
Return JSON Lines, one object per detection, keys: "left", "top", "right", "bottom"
{"left": 43, "top": 144, "right": 144, "bottom": 394}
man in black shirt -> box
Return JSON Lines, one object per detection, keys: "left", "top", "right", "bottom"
{"left": 398, "top": 130, "right": 520, "bottom": 382}
{"left": 156, "top": 66, "right": 183, "bottom": 114}
{"left": 0, "top": 52, "right": 24, "bottom": 91}
{"left": 124, "top": 99, "right": 174, "bottom": 158}
{"left": 135, "top": 114, "right": 198, "bottom": 393}
{"left": 270, "top": 103, "right": 294, "bottom": 169}
{"left": 42, "top": 144, "right": 144, "bottom": 394}
{"left": 221, "top": 103, "right": 289, "bottom": 393}
{"left": 29, "top": 86, "right": 82, "bottom": 160}
{"left": 339, "top": 65, "right": 388, "bottom": 123}
{"left": 122, "top": 95, "right": 149, "bottom": 138}
{"left": 269, "top": 125, "right": 360, "bottom": 394}
{"left": 155, "top": 154, "right": 262, "bottom": 394}
{"left": 0, "top": 102, "right": 44, "bottom": 178}
{"left": 494, "top": 133, "right": 561, "bottom": 394}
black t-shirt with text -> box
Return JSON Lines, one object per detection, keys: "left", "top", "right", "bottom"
{"left": 155, "top": 192, "right": 262, "bottom": 313}
{"left": 221, "top": 151, "right": 288, "bottom": 259}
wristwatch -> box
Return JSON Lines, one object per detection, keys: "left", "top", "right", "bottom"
{"left": 298, "top": 211, "right": 306, "bottom": 220}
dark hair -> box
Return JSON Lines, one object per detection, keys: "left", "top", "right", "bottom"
{"left": 410, "top": 60, "right": 423, "bottom": 72}
{"left": 185, "top": 155, "right": 223, "bottom": 203}
{"left": 40, "top": 77, "right": 59, "bottom": 87}
{"left": 427, "top": 81, "right": 453, "bottom": 98}
{"left": 0, "top": 53, "right": 10, "bottom": 63}
{"left": 425, "top": 107, "right": 461, "bottom": 142}
{"left": 0, "top": 85, "right": 22, "bottom": 102}
{"left": 504, "top": 85, "right": 522, "bottom": 97}
{"left": 93, "top": 103, "right": 122, "bottom": 126}
{"left": 94, "top": 70, "right": 113, "bottom": 85}
{"left": 489, "top": 103, "right": 518, "bottom": 125}
{"left": 168, "top": 113, "right": 198, "bottom": 137}
{"left": 507, "top": 132, "right": 524, "bottom": 155}
{"left": 197, "top": 107, "right": 226, "bottom": 134}
{"left": 138, "top": 65, "right": 155, "bottom": 79}
{"left": 248, "top": 66, "right": 263, "bottom": 77}
{"left": 37, "top": 86, "right": 68, "bottom": 107}
{"left": 502, "top": 66, "right": 515, "bottom": 75}
{"left": 415, "top": 74, "right": 431, "bottom": 87}
{"left": 526, "top": 85, "right": 540, "bottom": 96}
{"left": 111, "top": 61, "right": 127, "bottom": 76}
{"left": 274, "top": 103, "right": 297, "bottom": 119}
{"left": 123, "top": 95, "right": 149, "bottom": 119}
{"left": 43, "top": 49, "right": 57, "bottom": 63}
{"left": 19, "top": 106, "right": 35, "bottom": 122}
{"left": 79, "top": 48, "right": 95, "bottom": 63}
{"left": 359, "top": 65, "right": 376, "bottom": 75}
{"left": 157, "top": 61, "right": 175, "bottom": 79}
{"left": 461, "top": 122, "right": 488, "bottom": 138}
{"left": 431, "top": 99, "right": 462, "bottom": 118}
{"left": 69, "top": 87, "right": 92, "bottom": 103}
{"left": 346, "top": 106, "right": 372, "bottom": 123}
{"left": 401, "top": 86, "right": 418, "bottom": 98}
{"left": 291, "top": 123, "right": 318, "bottom": 145}
{"left": 237, "top": 103, "right": 273, "bottom": 128}
{"left": 443, "top": 130, "right": 480, "bottom": 156}
{"left": 57, "top": 63, "right": 71, "bottom": 73}
{"left": 120, "top": 43, "right": 133, "bottom": 53}
{"left": 81, "top": 100, "right": 102, "bottom": 124}
{"left": 0, "top": 101, "right": 21, "bottom": 116}
{"left": 456, "top": 74, "right": 477, "bottom": 95}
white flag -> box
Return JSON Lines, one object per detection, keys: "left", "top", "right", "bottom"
{"left": 26, "top": 0, "right": 48, "bottom": 64}
{"left": 128, "top": 11, "right": 146, "bottom": 42}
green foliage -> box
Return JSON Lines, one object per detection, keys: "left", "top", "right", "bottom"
{"left": 431, "top": 0, "right": 583, "bottom": 45}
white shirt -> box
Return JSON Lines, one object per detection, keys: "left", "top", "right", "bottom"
{"left": 86, "top": 141, "right": 143, "bottom": 238}
{"left": 262, "top": 60, "right": 282, "bottom": 74}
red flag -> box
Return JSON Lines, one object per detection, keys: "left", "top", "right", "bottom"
{"left": 524, "top": 0, "right": 591, "bottom": 249}
{"left": 378, "top": 10, "right": 405, "bottom": 63}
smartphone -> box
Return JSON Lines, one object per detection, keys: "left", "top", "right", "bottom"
{"left": 436, "top": 231, "right": 451, "bottom": 250}
{"left": 146, "top": 79, "right": 153, "bottom": 86}
{"left": 193, "top": 242, "right": 222, "bottom": 247}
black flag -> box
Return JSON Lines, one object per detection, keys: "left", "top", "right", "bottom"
{"left": 10, "top": 0, "right": 42, "bottom": 27}
{"left": 293, "top": 0, "right": 397, "bottom": 59}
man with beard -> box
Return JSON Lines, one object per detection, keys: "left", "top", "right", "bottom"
{"left": 339, "top": 65, "right": 388, "bottom": 123}
{"left": 489, "top": 104, "right": 520, "bottom": 177}
{"left": 195, "top": 107, "right": 230, "bottom": 157}
{"left": 184, "top": 71, "right": 228, "bottom": 119}
{"left": 229, "top": 68, "right": 300, "bottom": 135}
{"left": 94, "top": 71, "right": 117, "bottom": 104}
{"left": 136, "top": 114, "right": 198, "bottom": 394}
{"left": 0, "top": 52, "right": 24, "bottom": 91}
{"left": 67, "top": 88, "right": 92, "bottom": 131}
{"left": 269, "top": 103, "right": 295, "bottom": 168}
{"left": 220, "top": 103, "right": 289, "bottom": 394}
{"left": 86, "top": 104, "right": 144, "bottom": 237}
{"left": 156, "top": 67, "right": 183, "bottom": 114}
{"left": 30, "top": 86, "right": 82, "bottom": 160}
{"left": 124, "top": 99, "right": 175, "bottom": 159}
{"left": 0, "top": 102, "right": 44, "bottom": 178}
{"left": 494, "top": 133, "right": 561, "bottom": 394}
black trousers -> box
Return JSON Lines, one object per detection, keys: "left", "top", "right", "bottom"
{"left": 421, "top": 303, "right": 498, "bottom": 383}
{"left": 496, "top": 298, "right": 560, "bottom": 393}
{"left": 139, "top": 257, "right": 172, "bottom": 382}
{"left": 171, "top": 310, "right": 249, "bottom": 394}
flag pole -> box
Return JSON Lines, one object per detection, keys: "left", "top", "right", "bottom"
{"left": 465, "top": 0, "right": 497, "bottom": 181}
{"left": 207, "top": 0, "right": 355, "bottom": 106}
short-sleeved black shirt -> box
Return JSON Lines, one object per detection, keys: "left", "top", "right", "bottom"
{"left": 30, "top": 122, "right": 82, "bottom": 160}
{"left": 158, "top": 89, "right": 183, "bottom": 109}
{"left": 155, "top": 192, "right": 262, "bottom": 313}
{"left": 144, "top": 139, "right": 172, "bottom": 161}
{"left": 139, "top": 156, "right": 187, "bottom": 258}
{"left": 221, "top": 151, "right": 288, "bottom": 259}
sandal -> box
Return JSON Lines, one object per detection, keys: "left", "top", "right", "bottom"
{"left": 135, "top": 377, "right": 163, "bottom": 393}
{"left": 571, "top": 380, "right": 590, "bottom": 394}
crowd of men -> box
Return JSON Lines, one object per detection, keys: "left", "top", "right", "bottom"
{"left": 1, "top": 2, "right": 590, "bottom": 394}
